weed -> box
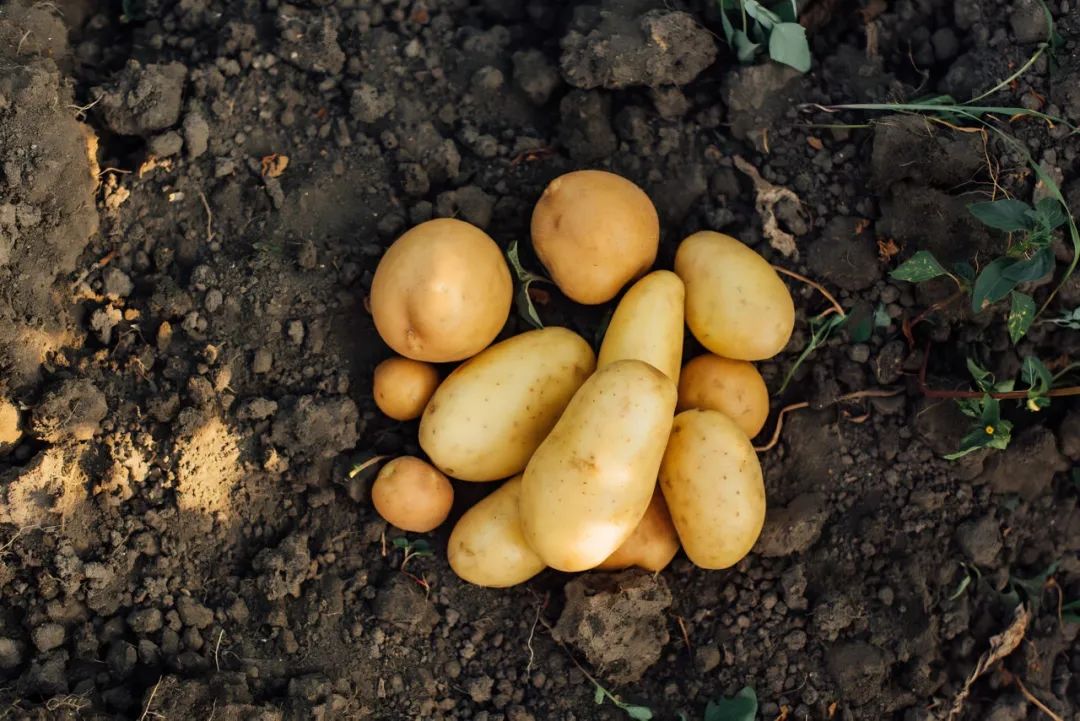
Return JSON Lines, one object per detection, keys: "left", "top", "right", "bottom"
{"left": 506, "top": 240, "right": 551, "bottom": 329}
{"left": 391, "top": 536, "right": 433, "bottom": 571}
{"left": 678, "top": 686, "right": 758, "bottom": 721}
{"left": 947, "top": 562, "right": 983, "bottom": 602}
{"left": 592, "top": 681, "right": 653, "bottom": 720}
{"left": 778, "top": 311, "right": 844, "bottom": 393}
{"left": 1041, "top": 306, "right": 1080, "bottom": 329}
{"left": 717, "top": 0, "right": 810, "bottom": 72}
{"left": 1003, "top": 561, "right": 1060, "bottom": 613}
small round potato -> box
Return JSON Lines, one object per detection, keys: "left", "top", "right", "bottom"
{"left": 448, "top": 475, "right": 545, "bottom": 587}
{"left": 677, "top": 354, "right": 769, "bottom": 438}
{"left": 520, "top": 359, "right": 677, "bottom": 572}
{"left": 674, "top": 231, "right": 794, "bottom": 361}
{"left": 660, "top": 410, "right": 766, "bottom": 569}
{"left": 371, "top": 456, "right": 454, "bottom": 533}
{"left": 530, "top": 170, "right": 659, "bottom": 305}
{"left": 370, "top": 218, "right": 512, "bottom": 362}
{"left": 597, "top": 270, "right": 685, "bottom": 383}
{"left": 596, "top": 489, "right": 679, "bottom": 573}
{"left": 373, "top": 357, "right": 440, "bottom": 421}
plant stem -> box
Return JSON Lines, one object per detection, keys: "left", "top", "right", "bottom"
{"left": 919, "top": 342, "right": 1080, "bottom": 399}
{"left": 755, "top": 389, "right": 902, "bottom": 452}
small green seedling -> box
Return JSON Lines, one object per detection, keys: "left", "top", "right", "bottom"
{"left": 679, "top": 686, "right": 758, "bottom": 721}
{"left": 592, "top": 681, "right": 653, "bottom": 720}
{"left": 506, "top": 240, "right": 552, "bottom": 329}
{"left": 717, "top": 0, "right": 810, "bottom": 72}
{"left": 778, "top": 311, "right": 844, "bottom": 394}
{"left": 1001, "top": 561, "right": 1059, "bottom": 613}
{"left": 391, "top": 536, "right": 433, "bottom": 571}
{"left": 945, "top": 358, "right": 1016, "bottom": 459}
{"left": 947, "top": 562, "right": 983, "bottom": 602}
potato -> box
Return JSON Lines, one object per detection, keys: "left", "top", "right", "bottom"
{"left": 371, "top": 456, "right": 454, "bottom": 533}
{"left": 420, "top": 327, "right": 595, "bottom": 481}
{"left": 531, "top": 170, "right": 659, "bottom": 305}
{"left": 448, "top": 475, "right": 545, "bottom": 587}
{"left": 371, "top": 218, "right": 512, "bottom": 362}
{"left": 659, "top": 410, "right": 766, "bottom": 569}
{"left": 520, "top": 359, "right": 677, "bottom": 572}
{"left": 596, "top": 489, "right": 679, "bottom": 572}
{"left": 373, "top": 357, "right": 440, "bottom": 421}
{"left": 597, "top": 270, "right": 685, "bottom": 383}
{"left": 674, "top": 231, "right": 794, "bottom": 361}
{"left": 677, "top": 354, "right": 769, "bottom": 438}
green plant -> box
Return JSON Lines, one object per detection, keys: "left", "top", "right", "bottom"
{"left": 1063, "top": 599, "right": 1080, "bottom": 624}
{"left": 506, "top": 240, "right": 551, "bottom": 329}
{"left": 591, "top": 681, "right": 653, "bottom": 720}
{"left": 678, "top": 686, "right": 758, "bottom": 721}
{"left": 947, "top": 562, "right": 983, "bottom": 602}
{"left": 717, "top": 0, "right": 810, "bottom": 72}
{"left": 391, "top": 536, "right": 433, "bottom": 570}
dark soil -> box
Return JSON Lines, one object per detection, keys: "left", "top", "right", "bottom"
{"left": 1, "top": 0, "right": 1079, "bottom": 719}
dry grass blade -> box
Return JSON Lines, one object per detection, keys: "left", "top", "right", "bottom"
{"left": 947, "top": 604, "right": 1030, "bottom": 720}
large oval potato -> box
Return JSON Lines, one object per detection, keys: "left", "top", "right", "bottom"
{"left": 371, "top": 218, "right": 512, "bottom": 362}
{"left": 520, "top": 359, "right": 677, "bottom": 572}
{"left": 531, "top": 170, "right": 659, "bottom": 305}
{"left": 596, "top": 489, "right": 679, "bottom": 573}
{"left": 597, "top": 270, "right": 685, "bottom": 383}
{"left": 677, "top": 354, "right": 769, "bottom": 438}
{"left": 660, "top": 409, "right": 766, "bottom": 569}
{"left": 448, "top": 475, "right": 545, "bottom": 587}
{"left": 371, "top": 456, "right": 454, "bottom": 533}
{"left": 674, "top": 231, "right": 794, "bottom": 361}
{"left": 419, "top": 327, "right": 596, "bottom": 481}
{"left": 373, "top": 356, "right": 440, "bottom": 421}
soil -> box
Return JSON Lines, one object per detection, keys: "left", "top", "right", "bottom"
{"left": 1, "top": 0, "right": 1079, "bottom": 720}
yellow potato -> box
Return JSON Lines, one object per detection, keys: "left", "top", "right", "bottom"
{"left": 677, "top": 354, "right": 769, "bottom": 438}
{"left": 596, "top": 489, "right": 679, "bottom": 573}
{"left": 419, "top": 327, "right": 595, "bottom": 481}
{"left": 520, "top": 359, "right": 677, "bottom": 572}
{"left": 674, "top": 231, "right": 794, "bottom": 361}
{"left": 371, "top": 218, "right": 512, "bottom": 362}
{"left": 531, "top": 170, "right": 659, "bottom": 304}
{"left": 660, "top": 410, "right": 766, "bottom": 569}
{"left": 373, "top": 357, "right": 440, "bottom": 421}
{"left": 597, "top": 270, "right": 685, "bottom": 383}
{"left": 448, "top": 475, "right": 545, "bottom": 587}
{"left": 371, "top": 456, "right": 454, "bottom": 533}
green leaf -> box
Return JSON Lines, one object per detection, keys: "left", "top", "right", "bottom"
{"left": 704, "top": 687, "right": 758, "bottom": 721}
{"left": 718, "top": 2, "right": 736, "bottom": 44}
{"left": 391, "top": 537, "right": 410, "bottom": 549}
{"left": 891, "top": 250, "right": 949, "bottom": 283}
{"left": 768, "top": 22, "right": 811, "bottom": 72}
{"left": 1044, "top": 306, "right": 1080, "bottom": 329}
{"left": 624, "top": 706, "right": 654, "bottom": 721}
{"left": 778, "top": 312, "right": 845, "bottom": 393}
{"left": 847, "top": 311, "right": 873, "bottom": 343}
{"left": 1021, "top": 356, "right": 1052, "bottom": 393}
{"left": 1063, "top": 599, "right": 1080, "bottom": 624}
{"left": 1007, "top": 291, "right": 1036, "bottom": 343}
{"left": 770, "top": 0, "right": 798, "bottom": 22}
{"left": 953, "top": 261, "right": 976, "bottom": 284}
{"left": 594, "top": 685, "right": 606, "bottom": 705}
{"left": 1004, "top": 247, "right": 1055, "bottom": 283}
{"left": 965, "top": 357, "right": 993, "bottom": 390}
{"left": 1033, "top": 197, "right": 1067, "bottom": 230}
{"left": 968, "top": 199, "right": 1035, "bottom": 232}
{"left": 970, "top": 251, "right": 1055, "bottom": 313}
{"left": 947, "top": 571, "right": 973, "bottom": 601}
{"left": 732, "top": 30, "right": 761, "bottom": 62}
{"left": 506, "top": 240, "right": 549, "bottom": 329}
{"left": 742, "top": 0, "right": 781, "bottom": 28}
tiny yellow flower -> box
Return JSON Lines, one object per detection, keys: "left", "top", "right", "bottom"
{"left": 984, "top": 425, "right": 995, "bottom": 435}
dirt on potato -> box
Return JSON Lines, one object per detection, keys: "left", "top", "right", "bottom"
{"left": 1, "top": 0, "right": 1079, "bottom": 720}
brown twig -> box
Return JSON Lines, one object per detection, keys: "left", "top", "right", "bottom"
{"left": 674, "top": 614, "right": 692, "bottom": 653}
{"left": 1007, "top": 672, "right": 1064, "bottom": 721}
{"left": 919, "top": 342, "right": 1080, "bottom": 399}
{"left": 755, "top": 389, "right": 902, "bottom": 452}
{"left": 773, "top": 265, "right": 845, "bottom": 317}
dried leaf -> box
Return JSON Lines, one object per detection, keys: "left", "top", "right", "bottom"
{"left": 877, "top": 238, "right": 900, "bottom": 261}
{"left": 807, "top": 136, "right": 824, "bottom": 150}
{"left": 947, "top": 604, "right": 1030, "bottom": 720}
{"left": 261, "top": 153, "right": 289, "bottom": 178}
{"left": 733, "top": 155, "right": 804, "bottom": 259}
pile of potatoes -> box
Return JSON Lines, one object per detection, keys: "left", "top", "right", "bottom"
{"left": 367, "top": 170, "right": 794, "bottom": 587}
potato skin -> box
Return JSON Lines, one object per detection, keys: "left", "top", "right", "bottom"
{"left": 660, "top": 410, "right": 765, "bottom": 569}
{"left": 596, "top": 489, "right": 679, "bottom": 572}
{"left": 371, "top": 218, "right": 512, "bottom": 362}
{"left": 419, "top": 327, "right": 596, "bottom": 481}
{"left": 520, "top": 359, "right": 677, "bottom": 572}
{"left": 373, "top": 357, "right": 440, "bottom": 421}
{"left": 676, "top": 354, "right": 769, "bottom": 438}
{"left": 531, "top": 170, "right": 659, "bottom": 305}
{"left": 597, "top": 270, "right": 685, "bottom": 383}
{"left": 674, "top": 231, "right": 794, "bottom": 361}
{"left": 448, "top": 475, "right": 545, "bottom": 587}
{"left": 371, "top": 456, "right": 454, "bottom": 533}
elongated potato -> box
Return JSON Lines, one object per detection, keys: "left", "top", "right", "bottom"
{"left": 674, "top": 231, "right": 794, "bottom": 361}
{"left": 596, "top": 489, "right": 679, "bottom": 572}
{"left": 677, "top": 354, "right": 769, "bottom": 438}
{"left": 520, "top": 359, "right": 677, "bottom": 572}
{"left": 419, "top": 327, "right": 595, "bottom": 481}
{"left": 660, "top": 409, "right": 765, "bottom": 569}
{"left": 597, "top": 270, "right": 685, "bottom": 383}
{"left": 448, "top": 475, "right": 545, "bottom": 587}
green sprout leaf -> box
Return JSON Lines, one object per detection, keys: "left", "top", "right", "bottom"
{"left": 778, "top": 312, "right": 845, "bottom": 393}
{"left": 1043, "top": 306, "right": 1080, "bottom": 329}
{"left": 891, "top": 250, "right": 949, "bottom": 283}
{"left": 1021, "top": 355, "right": 1052, "bottom": 410}
{"left": 768, "top": 22, "right": 811, "bottom": 72}
{"left": 733, "top": 30, "right": 761, "bottom": 62}
{"left": 944, "top": 395, "right": 1013, "bottom": 459}
{"left": 742, "top": 0, "right": 780, "bottom": 28}
{"left": 624, "top": 706, "right": 654, "bottom": 721}
{"left": 594, "top": 685, "right": 605, "bottom": 705}
{"left": 972, "top": 249, "right": 1054, "bottom": 312}
{"left": 704, "top": 687, "right": 758, "bottom": 721}
{"left": 1063, "top": 599, "right": 1080, "bottom": 624}
{"left": 968, "top": 198, "right": 1035, "bottom": 233}
{"left": 1033, "top": 196, "right": 1068, "bottom": 230}
{"left": 506, "top": 240, "right": 550, "bottom": 329}
{"left": 1007, "top": 291, "right": 1036, "bottom": 344}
